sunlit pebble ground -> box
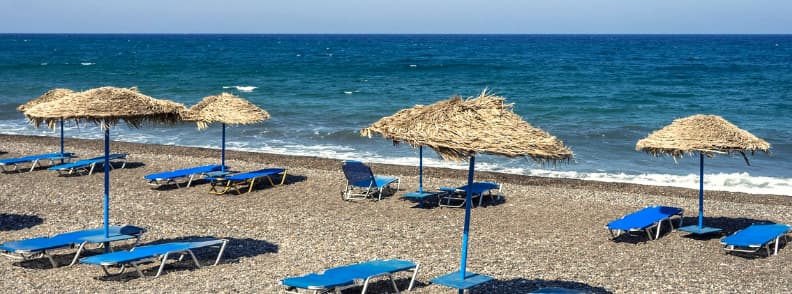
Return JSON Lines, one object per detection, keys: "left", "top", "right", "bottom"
{"left": 1, "top": 135, "right": 791, "bottom": 293}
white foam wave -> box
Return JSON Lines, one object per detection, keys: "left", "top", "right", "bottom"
{"left": 222, "top": 86, "right": 257, "bottom": 92}
{"left": 80, "top": 62, "right": 95, "bottom": 66}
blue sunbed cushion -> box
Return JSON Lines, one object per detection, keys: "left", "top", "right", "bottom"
{"left": 440, "top": 182, "right": 499, "bottom": 195}
{"left": 0, "top": 152, "right": 75, "bottom": 165}
{"left": 282, "top": 259, "right": 416, "bottom": 290}
{"left": 79, "top": 239, "right": 226, "bottom": 266}
{"left": 721, "top": 224, "right": 791, "bottom": 247}
{"left": 144, "top": 164, "right": 224, "bottom": 180}
{"left": 48, "top": 153, "right": 127, "bottom": 171}
{"left": 0, "top": 225, "right": 143, "bottom": 253}
{"left": 607, "top": 206, "right": 683, "bottom": 231}
{"left": 222, "top": 168, "right": 285, "bottom": 181}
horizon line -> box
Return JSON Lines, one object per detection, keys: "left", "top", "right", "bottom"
{"left": 1, "top": 32, "right": 791, "bottom": 36}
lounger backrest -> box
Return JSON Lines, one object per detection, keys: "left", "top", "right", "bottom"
{"left": 342, "top": 160, "right": 376, "bottom": 188}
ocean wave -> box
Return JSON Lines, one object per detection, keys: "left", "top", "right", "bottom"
{"left": 222, "top": 86, "right": 257, "bottom": 92}
{"left": 80, "top": 62, "right": 95, "bottom": 66}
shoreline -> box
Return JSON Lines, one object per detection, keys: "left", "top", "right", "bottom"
{"left": 2, "top": 133, "right": 789, "bottom": 206}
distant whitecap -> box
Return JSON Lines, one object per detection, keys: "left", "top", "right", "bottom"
{"left": 409, "top": 64, "right": 417, "bottom": 68}
{"left": 344, "top": 91, "right": 353, "bottom": 95}
{"left": 222, "top": 85, "right": 257, "bottom": 92}
{"left": 81, "top": 62, "right": 95, "bottom": 66}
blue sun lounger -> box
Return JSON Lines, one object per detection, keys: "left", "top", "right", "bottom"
{"left": 144, "top": 164, "right": 226, "bottom": 188}
{"left": 342, "top": 160, "right": 400, "bottom": 201}
{"left": 606, "top": 206, "right": 684, "bottom": 240}
{"left": 80, "top": 238, "right": 228, "bottom": 278}
{"left": 207, "top": 168, "right": 287, "bottom": 195}
{"left": 48, "top": 153, "right": 128, "bottom": 175}
{"left": 721, "top": 223, "right": 791, "bottom": 256}
{"left": 0, "top": 152, "right": 76, "bottom": 173}
{"left": 0, "top": 225, "right": 145, "bottom": 268}
{"left": 282, "top": 259, "right": 419, "bottom": 294}
{"left": 438, "top": 182, "right": 502, "bottom": 208}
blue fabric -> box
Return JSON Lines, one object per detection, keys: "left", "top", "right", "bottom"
{"left": 144, "top": 164, "right": 224, "bottom": 180}
{"left": 607, "top": 206, "right": 683, "bottom": 231}
{"left": 220, "top": 168, "right": 285, "bottom": 181}
{"left": 0, "top": 225, "right": 143, "bottom": 253}
{"left": 0, "top": 152, "right": 75, "bottom": 165}
{"left": 342, "top": 161, "right": 397, "bottom": 188}
{"left": 47, "top": 153, "right": 126, "bottom": 171}
{"left": 721, "top": 224, "right": 791, "bottom": 247}
{"left": 80, "top": 239, "right": 226, "bottom": 265}
{"left": 430, "top": 271, "right": 494, "bottom": 290}
{"left": 282, "top": 259, "right": 416, "bottom": 290}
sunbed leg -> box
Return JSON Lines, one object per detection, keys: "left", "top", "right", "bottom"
{"left": 30, "top": 159, "right": 40, "bottom": 172}
{"left": 655, "top": 221, "right": 663, "bottom": 240}
{"left": 89, "top": 163, "right": 96, "bottom": 175}
{"left": 155, "top": 253, "right": 171, "bottom": 278}
{"left": 69, "top": 242, "right": 88, "bottom": 266}
{"left": 132, "top": 261, "right": 147, "bottom": 278}
{"left": 387, "top": 274, "right": 400, "bottom": 294}
{"left": 279, "top": 171, "right": 288, "bottom": 185}
{"left": 645, "top": 228, "right": 653, "bottom": 240}
{"left": 361, "top": 277, "right": 372, "bottom": 294}
{"left": 187, "top": 250, "right": 201, "bottom": 268}
{"left": 213, "top": 239, "right": 229, "bottom": 266}
{"left": 43, "top": 250, "right": 58, "bottom": 268}
{"left": 248, "top": 178, "right": 257, "bottom": 193}
{"left": 266, "top": 175, "right": 275, "bottom": 186}
{"left": 408, "top": 263, "right": 420, "bottom": 291}
{"left": 186, "top": 175, "right": 195, "bottom": 188}
{"left": 774, "top": 236, "right": 780, "bottom": 255}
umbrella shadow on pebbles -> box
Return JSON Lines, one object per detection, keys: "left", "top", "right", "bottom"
{"left": 93, "top": 236, "right": 278, "bottom": 280}
{"left": 679, "top": 216, "right": 776, "bottom": 240}
{"left": 484, "top": 278, "right": 613, "bottom": 294}
{"left": 0, "top": 213, "right": 43, "bottom": 231}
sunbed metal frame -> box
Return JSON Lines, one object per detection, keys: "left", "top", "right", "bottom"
{"left": 284, "top": 261, "right": 420, "bottom": 294}
{"left": 90, "top": 239, "right": 229, "bottom": 278}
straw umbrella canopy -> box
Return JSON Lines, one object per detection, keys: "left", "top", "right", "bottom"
{"left": 17, "top": 88, "right": 75, "bottom": 157}
{"left": 182, "top": 93, "right": 270, "bottom": 172}
{"left": 24, "top": 86, "right": 185, "bottom": 240}
{"left": 636, "top": 114, "right": 770, "bottom": 234}
{"left": 362, "top": 92, "right": 572, "bottom": 290}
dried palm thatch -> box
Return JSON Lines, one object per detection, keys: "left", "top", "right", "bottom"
{"left": 23, "top": 86, "right": 185, "bottom": 129}
{"left": 361, "top": 91, "right": 573, "bottom": 162}
{"left": 16, "top": 88, "right": 75, "bottom": 112}
{"left": 183, "top": 93, "right": 270, "bottom": 129}
{"left": 636, "top": 114, "right": 770, "bottom": 164}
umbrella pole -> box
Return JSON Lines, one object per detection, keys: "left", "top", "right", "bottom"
{"left": 698, "top": 152, "right": 704, "bottom": 229}
{"left": 419, "top": 146, "right": 423, "bottom": 194}
{"left": 103, "top": 128, "right": 110, "bottom": 245}
{"left": 221, "top": 123, "right": 226, "bottom": 172}
{"left": 459, "top": 156, "right": 475, "bottom": 287}
{"left": 59, "top": 119, "right": 64, "bottom": 163}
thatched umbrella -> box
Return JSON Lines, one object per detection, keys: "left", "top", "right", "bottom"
{"left": 362, "top": 91, "right": 573, "bottom": 290}
{"left": 17, "top": 88, "right": 75, "bottom": 158}
{"left": 24, "top": 86, "right": 185, "bottom": 240}
{"left": 182, "top": 93, "right": 270, "bottom": 172}
{"left": 636, "top": 114, "right": 770, "bottom": 234}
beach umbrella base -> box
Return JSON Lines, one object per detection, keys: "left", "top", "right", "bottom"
{"left": 431, "top": 271, "right": 493, "bottom": 292}
{"left": 678, "top": 225, "right": 721, "bottom": 235}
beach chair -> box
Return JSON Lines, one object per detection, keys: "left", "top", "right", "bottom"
{"left": 341, "top": 160, "right": 400, "bottom": 201}
{"left": 0, "top": 225, "right": 145, "bottom": 268}
{"left": 606, "top": 206, "right": 684, "bottom": 240}
{"left": 0, "top": 152, "right": 76, "bottom": 173}
{"left": 721, "top": 223, "right": 791, "bottom": 256}
{"left": 282, "top": 259, "right": 419, "bottom": 294}
{"left": 144, "top": 164, "right": 227, "bottom": 188}
{"left": 437, "top": 182, "right": 502, "bottom": 208}
{"left": 207, "top": 168, "right": 287, "bottom": 195}
{"left": 48, "top": 153, "right": 128, "bottom": 175}
{"left": 79, "top": 238, "right": 228, "bottom": 278}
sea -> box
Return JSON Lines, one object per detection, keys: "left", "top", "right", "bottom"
{"left": 0, "top": 34, "right": 790, "bottom": 195}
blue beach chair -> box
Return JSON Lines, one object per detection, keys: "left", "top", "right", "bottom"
{"left": 0, "top": 225, "right": 145, "bottom": 268}
{"left": 438, "top": 182, "right": 502, "bottom": 208}
{"left": 207, "top": 168, "right": 287, "bottom": 195}
{"left": 721, "top": 223, "right": 791, "bottom": 256}
{"left": 79, "top": 238, "right": 228, "bottom": 278}
{"left": 144, "top": 164, "right": 226, "bottom": 188}
{"left": 341, "top": 160, "right": 400, "bottom": 201}
{"left": 48, "top": 153, "right": 128, "bottom": 175}
{"left": 282, "top": 259, "right": 419, "bottom": 294}
{"left": 0, "top": 152, "right": 76, "bottom": 173}
{"left": 606, "top": 206, "right": 684, "bottom": 240}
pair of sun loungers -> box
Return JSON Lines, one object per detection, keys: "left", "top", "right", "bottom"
{"left": 144, "top": 165, "right": 287, "bottom": 194}
{"left": 0, "top": 152, "right": 128, "bottom": 175}
{"left": 606, "top": 206, "right": 791, "bottom": 256}
{"left": 0, "top": 226, "right": 228, "bottom": 278}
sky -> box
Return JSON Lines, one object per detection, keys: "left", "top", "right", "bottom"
{"left": 0, "top": 0, "right": 790, "bottom": 34}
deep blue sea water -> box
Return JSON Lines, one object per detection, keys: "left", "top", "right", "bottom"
{"left": 0, "top": 34, "right": 790, "bottom": 195}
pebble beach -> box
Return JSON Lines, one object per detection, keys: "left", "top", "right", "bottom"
{"left": 1, "top": 134, "right": 791, "bottom": 293}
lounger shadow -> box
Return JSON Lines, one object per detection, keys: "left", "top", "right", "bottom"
{"left": 0, "top": 214, "right": 43, "bottom": 231}
{"left": 487, "top": 278, "right": 613, "bottom": 294}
